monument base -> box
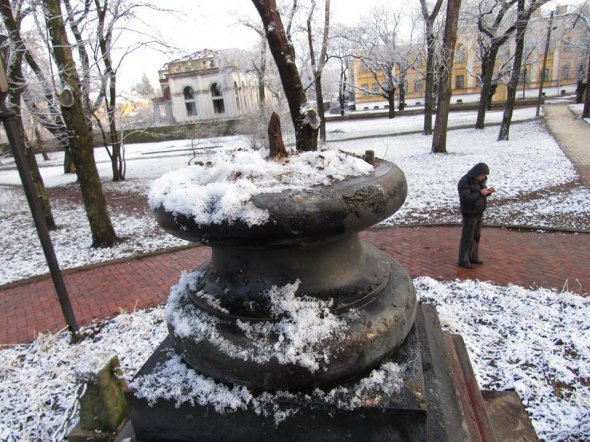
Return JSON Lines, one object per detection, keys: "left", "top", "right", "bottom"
{"left": 123, "top": 304, "right": 537, "bottom": 442}
{"left": 126, "top": 326, "right": 427, "bottom": 442}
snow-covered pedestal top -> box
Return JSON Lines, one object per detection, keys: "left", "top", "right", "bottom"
{"left": 148, "top": 148, "right": 407, "bottom": 246}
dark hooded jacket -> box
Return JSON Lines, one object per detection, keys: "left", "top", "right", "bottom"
{"left": 458, "top": 163, "right": 490, "bottom": 217}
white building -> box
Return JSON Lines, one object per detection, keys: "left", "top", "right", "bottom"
{"left": 153, "top": 49, "right": 261, "bottom": 124}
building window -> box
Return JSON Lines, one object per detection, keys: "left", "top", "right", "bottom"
{"left": 542, "top": 68, "right": 550, "bottom": 82}
{"left": 561, "top": 64, "right": 571, "bottom": 80}
{"left": 183, "top": 86, "right": 197, "bottom": 116}
{"left": 414, "top": 79, "right": 423, "bottom": 93}
{"left": 211, "top": 82, "right": 225, "bottom": 114}
{"left": 455, "top": 44, "right": 465, "bottom": 63}
{"left": 372, "top": 83, "right": 379, "bottom": 94}
{"left": 362, "top": 84, "right": 369, "bottom": 97}
{"left": 455, "top": 75, "right": 465, "bottom": 89}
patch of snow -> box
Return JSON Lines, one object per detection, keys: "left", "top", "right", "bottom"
{"left": 130, "top": 352, "right": 403, "bottom": 426}
{"left": 166, "top": 273, "right": 348, "bottom": 372}
{"left": 333, "top": 120, "right": 589, "bottom": 228}
{"left": 148, "top": 148, "right": 373, "bottom": 226}
{"left": 415, "top": 277, "right": 590, "bottom": 441}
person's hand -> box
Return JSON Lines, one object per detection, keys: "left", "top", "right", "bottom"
{"left": 481, "top": 187, "right": 495, "bottom": 196}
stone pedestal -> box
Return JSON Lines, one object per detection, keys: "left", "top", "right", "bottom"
{"left": 126, "top": 327, "right": 427, "bottom": 442}
{"left": 125, "top": 158, "right": 538, "bottom": 441}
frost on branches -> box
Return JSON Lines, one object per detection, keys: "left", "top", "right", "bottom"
{"left": 148, "top": 148, "right": 374, "bottom": 227}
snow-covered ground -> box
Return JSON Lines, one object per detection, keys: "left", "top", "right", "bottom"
{"left": 1, "top": 106, "right": 589, "bottom": 440}
{"left": 1, "top": 107, "right": 588, "bottom": 286}
{"left": 0, "top": 278, "right": 588, "bottom": 441}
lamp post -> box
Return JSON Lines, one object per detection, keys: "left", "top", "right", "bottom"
{"left": 0, "top": 36, "right": 79, "bottom": 338}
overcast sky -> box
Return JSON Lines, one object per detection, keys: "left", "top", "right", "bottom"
{"left": 118, "top": 0, "right": 584, "bottom": 93}
{"left": 118, "top": 0, "right": 415, "bottom": 91}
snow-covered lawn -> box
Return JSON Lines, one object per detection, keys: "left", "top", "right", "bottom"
{"left": 1, "top": 108, "right": 588, "bottom": 286}
{"left": 0, "top": 107, "right": 589, "bottom": 440}
{"left": 0, "top": 278, "right": 588, "bottom": 441}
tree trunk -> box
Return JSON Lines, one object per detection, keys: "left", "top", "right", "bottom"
{"left": 252, "top": 0, "right": 319, "bottom": 151}
{"left": 258, "top": 38, "right": 267, "bottom": 110}
{"left": 475, "top": 45, "right": 500, "bottom": 129}
{"left": 315, "top": 75, "right": 327, "bottom": 142}
{"left": 398, "top": 79, "right": 406, "bottom": 111}
{"left": 268, "top": 112, "right": 288, "bottom": 159}
{"left": 423, "top": 32, "right": 436, "bottom": 134}
{"left": 0, "top": 0, "right": 56, "bottom": 229}
{"left": 432, "top": 0, "right": 462, "bottom": 153}
{"left": 498, "top": 1, "right": 527, "bottom": 141}
{"left": 583, "top": 53, "right": 590, "bottom": 119}
{"left": 307, "top": 0, "right": 330, "bottom": 144}
{"left": 43, "top": 0, "right": 118, "bottom": 247}
{"left": 339, "top": 67, "right": 347, "bottom": 116}
{"left": 387, "top": 92, "right": 396, "bottom": 119}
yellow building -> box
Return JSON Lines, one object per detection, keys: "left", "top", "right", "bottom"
{"left": 350, "top": 5, "right": 582, "bottom": 110}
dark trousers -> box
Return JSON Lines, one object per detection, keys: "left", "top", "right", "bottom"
{"left": 459, "top": 215, "right": 482, "bottom": 265}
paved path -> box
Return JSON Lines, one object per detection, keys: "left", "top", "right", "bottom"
{"left": 544, "top": 103, "right": 590, "bottom": 186}
{"left": 1, "top": 226, "right": 588, "bottom": 345}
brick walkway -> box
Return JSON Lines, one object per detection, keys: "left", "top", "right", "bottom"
{"left": 1, "top": 226, "right": 588, "bottom": 345}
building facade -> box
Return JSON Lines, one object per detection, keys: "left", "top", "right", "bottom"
{"left": 153, "top": 49, "right": 260, "bottom": 124}
{"left": 350, "top": 5, "right": 583, "bottom": 110}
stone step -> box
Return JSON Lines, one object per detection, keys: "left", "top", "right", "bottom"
{"left": 443, "top": 332, "right": 497, "bottom": 441}
{"left": 415, "top": 303, "right": 470, "bottom": 441}
{"left": 481, "top": 391, "right": 540, "bottom": 442}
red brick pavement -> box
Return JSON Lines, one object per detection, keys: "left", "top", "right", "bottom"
{"left": 1, "top": 226, "right": 588, "bottom": 345}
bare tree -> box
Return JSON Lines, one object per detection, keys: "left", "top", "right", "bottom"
{"left": 4, "top": 2, "right": 74, "bottom": 173}
{"left": 473, "top": 0, "right": 518, "bottom": 128}
{"left": 432, "top": 0, "right": 463, "bottom": 153}
{"left": 328, "top": 29, "right": 355, "bottom": 116}
{"left": 0, "top": 0, "right": 55, "bottom": 229}
{"left": 42, "top": 0, "right": 118, "bottom": 247}
{"left": 252, "top": 0, "right": 319, "bottom": 152}
{"left": 304, "top": 0, "right": 330, "bottom": 142}
{"left": 347, "top": 7, "right": 408, "bottom": 119}
{"left": 419, "top": 0, "right": 444, "bottom": 134}
{"left": 498, "top": 0, "right": 549, "bottom": 141}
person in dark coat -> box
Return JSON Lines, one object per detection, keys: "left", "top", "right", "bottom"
{"left": 458, "top": 163, "right": 495, "bottom": 269}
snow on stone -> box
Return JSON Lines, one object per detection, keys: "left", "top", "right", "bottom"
{"left": 166, "top": 273, "right": 348, "bottom": 372}
{"left": 148, "top": 148, "right": 373, "bottom": 226}
{"left": 130, "top": 351, "right": 403, "bottom": 426}
{"left": 2, "top": 278, "right": 588, "bottom": 440}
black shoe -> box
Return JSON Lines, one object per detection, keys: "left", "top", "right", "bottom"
{"left": 458, "top": 262, "right": 473, "bottom": 269}
{"left": 471, "top": 259, "right": 484, "bottom": 265}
